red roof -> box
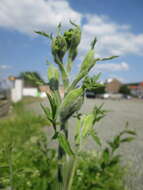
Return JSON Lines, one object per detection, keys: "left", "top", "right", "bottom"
{"left": 139, "top": 82, "right": 143, "bottom": 87}
{"left": 129, "top": 85, "right": 138, "bottom": 89}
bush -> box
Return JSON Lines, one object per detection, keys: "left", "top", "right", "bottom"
{"left": 73, "top": 152, "right": 125, "bottom": 190}
{"left": 119, "top": 85, "right": 131, "bottom": 95}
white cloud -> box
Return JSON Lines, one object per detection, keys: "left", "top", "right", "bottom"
{"left": 0, "top": 65, "right": 11, "bottom": 70}
{"left": 0, "top": 0, "right": 82, "bottom": 34}
{"left": 80, "top": 14, "right": 143, "bottom": 56}
{"left": 107, "top": 75, "right": 126, "bottom": 82}
{"left": 0, "top": 0, "right": 143, "bottom": 57}
{"left": 92, "top": 62, "right": 129, "bottom": 72}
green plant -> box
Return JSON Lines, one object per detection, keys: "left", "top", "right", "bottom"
{"left": 0, "top": 103, "right": 55, "bottom": 190}
{"left": 33, "top": 21, "right": 136, "bottom": 190}
{"left": 73, "top": 125, "right": 136, "bottom": 190}
{"left": 73, "top": 152, "right": 125, "bottom": 190}
{"left": 0, "top": 21, "right": 136, "bottom": 190}
{"left": 19, "top": 71, "right": 44, "bottom": 87}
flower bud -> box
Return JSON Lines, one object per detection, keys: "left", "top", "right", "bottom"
{"left": 51, "top": 35, "right": 67, "bottom": 62}
{"left": 64, "top": 27, "right": 81, "bottom": 50}
{"left": 48, "top": 65, "right": 59, "bottom": 91}
{"left": 60, "top": 88, "right": 84, "bottom": 122}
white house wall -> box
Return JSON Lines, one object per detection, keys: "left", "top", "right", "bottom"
{"left": 11, "top": 79, "right": 23, "bottom": 102}
{"left": 23, "top": 88, "right": 38, "bottom": 97}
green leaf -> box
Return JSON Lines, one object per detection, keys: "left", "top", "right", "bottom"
{"left": 58, "top": 133, "right": 74, "bottom": 156}
{"left": 54, "top": 56, "right": 69, "bottom": 88}
{"left": 23, "top": 72, "right": 44, "bottom": 86}
{"left": 95, "top": 55, "right": 119, "bottom": 62}
{"left": 90, "top": 130, "right": 101, "bottom": 146}
{"left": 40, "top": 103, "right": 53, "bottom": 123}
{"left": 61, "top": 88, "right": 83, "bottom": 108}
{"left": 108, "top": 155, "right": 120, "bottom": 167}
{"left": 67, "top": 49, "right": 77, "bottom": 73}
{"left": 90, "top": 37, "right": 97, "bottom": 49}
{"left": 80, "top": 49, "right": 95, "bottom": 73}
{"left": 67, "top": 57, "right": 97, "bottom": 93}
{"left": 102, "top": 148, "right": 110, "bottom": 162}
{"left": 76, "top": 113, "right": 94, "bottom": 145}
{"left": 52, "top": 132, "right": 59, "bottom": 139}
{"left": 122, "top": 130, "right": 136, "bottom": 136}
{"left": 120, "top": 137, "right": 135, "bottom": 143}
{"left": 60, "top": 88, "right": 84, "bottom": 122}
{"left": 69, "top": 20, "right": 79, "bottom": 27}
{"left": 81, "top": 114, "right": 94, "bottom": 137}
{"left": 92, "top": 104, "right": 106, "bottom": 125}
{"left": 108, "top": 136, "right": 120, "bottom": 153}
{"left": 35, "top": 31, "right": 52, "bottom": 39}
{"left": 48, "top": 65, "right": 59, "bottom": 81}
{"left": 46, "top": 92, "right": 57, "bottom": 119}
{"left": 82, "top": 74, "right": 102, "bottom": 90}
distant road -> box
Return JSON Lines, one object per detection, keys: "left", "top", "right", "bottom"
{"left": 29, "top": 98, "right": 143, "bottom": 190}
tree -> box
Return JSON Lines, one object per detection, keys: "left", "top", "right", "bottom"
{"left": 19, "top": 72, "right": 44, "bottom": 87}
{"left": 94, "top": 85, "right": 105, "bottom": 94}
{"left": 119, "top": 85, "right": 131, "bottom": 95}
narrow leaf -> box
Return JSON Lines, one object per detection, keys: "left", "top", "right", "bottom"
{"left": 48, "top": 65, "right": 59, "bottom": 81}
{"left": 124, "top": 130, "right": 136, "bottom": 136}
{"left": 55, "top": 56, "right": 69, "bottom": 88}
{"left": 76, "top": 113, "right": 94, "bottom": 145}
{"left": 40, "top": 103, "right": 53, "bottom": 122}
{"left": 52, "top": 132, "right": 59, "bottom": 140}
{"left": 121, "top": 137, "right": 135, "bottom": 143}
{"left": 35, "top": 31, "right": 52, "bottom": 39}
{"left": 95, "top": 55, "right": 119, "bottom": 62}
{"left": 58, "top": 133, "right": 74, "bottom": 156}
{"left": 90, "top": 37, "right": 97, "bottom": 49}
{"left": 46, "top": 92, "right": 57, "bottom": 119}
{"left": 90, "top": 130, "right": 101, "bottom": 146}
{"left": 108, "top": 155, "right": 120, "bottom": 167}
{"left": 102, "top": 148, "right": 110, "bottom": 161}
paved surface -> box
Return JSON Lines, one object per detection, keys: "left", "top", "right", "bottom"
{"left": 29, "top": 98, "right": 143, "bottom": 190}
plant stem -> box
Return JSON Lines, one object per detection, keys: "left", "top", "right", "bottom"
{"left": 66, "top": 158, "right": 77, "bottom": 190}
{"left": 57, "top": 121, "right": 68, "bottom": 185}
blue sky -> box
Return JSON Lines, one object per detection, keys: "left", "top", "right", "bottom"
{"left": 0, "top": 0, "right": 143, "bottom": 83}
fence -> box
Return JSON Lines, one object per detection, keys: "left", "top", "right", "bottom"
{"left": 0, "top": 100, "right": 10, "bottom": 117}
{"left": 0, "top": 94, "right": 10, "bottom": 117}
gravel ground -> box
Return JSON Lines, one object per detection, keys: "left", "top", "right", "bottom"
{"left": 29, "top": 98, "right": 143, "bottom": 190}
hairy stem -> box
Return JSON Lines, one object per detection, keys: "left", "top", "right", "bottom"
{"left": 57, "top": 121, "right": 68, "bottom": 185}
{"left": 66, "top": 158, "right": 77, "bottom": 190}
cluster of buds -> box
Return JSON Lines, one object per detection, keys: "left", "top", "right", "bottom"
{"left": 64, "top": 23, "right": 81, "bottom": 62}
{"left": 51, "top": 21, "right": 81, "bottom": 64}
{"left": 51, "top": 35, "right": 67, "bottom": 63}
{"left": 64, "top": 27, "right": 81, "bottom": 51}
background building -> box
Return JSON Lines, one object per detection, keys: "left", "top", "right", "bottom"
{"left": 128, "top": 82, "right": 143, "bottom": 97}
{"left": 105, "top": 78, "right": 122, "bottom": 94}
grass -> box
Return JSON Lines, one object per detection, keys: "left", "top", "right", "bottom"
{"left": 21, "top": 96, "right": 43, "bottom": 105}
{"left": 0, "top": 100, "right": 52, "bottom": 190}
